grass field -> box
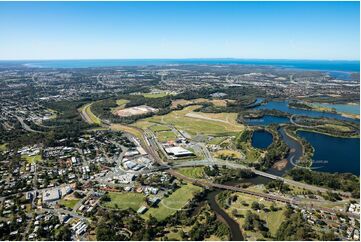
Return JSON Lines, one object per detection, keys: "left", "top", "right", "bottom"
{"left": 104, "top": 192, "right": 146, "bottom": 211}
{"left": 142, "top": 92, "right": 170, "bottom": 98}
{"left": 0, "top": 143, "right": 7, "bottom": 152}
{"left": 222, "top": 192, "right": 286, "bottom": 240}
{"left": 21, "top": 154, "right": 42, "bottom": 164}
{"left": 171, "top": 98, "right": 232, "bottom": 109}
{"left": 116, "top": 99, "right": 129, "bottom": 106}
{"left": 111, "top": 123, "right": 144, "bottom": 140}
{"left": 134, "top": 105, "right": 244, "bottom": 137}
{"left": 47, "top": 108, "right": 58, "bottom": 119}
{"left": 176, "top": 167, "right": 205, "bottom": 179}
{"left": 156, "top": 131, "right": 178, "bottom": 142}
{"left": 149, "top": 124, "right": 172, "bottom": 132}
{"left": 143, "top": 183, "right": 202, "bottom": 221}
{"left": 59, "top": 198, "right": 80, "bottom": 209}
{"left": 111, "top": 99, "right": 130, "bottom": 113}
{"left": 207, "top": 136, "right": 228, "bottom": 145}
{"left": 321, "top": 123, "right": 352, "bottom": 132}
{"left": 214, "top": 149, "right": 243, "bottom": 159}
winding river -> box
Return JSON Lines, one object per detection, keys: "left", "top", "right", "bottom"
{"left": 207, "top": 190, "right": 244, "bottom": 241}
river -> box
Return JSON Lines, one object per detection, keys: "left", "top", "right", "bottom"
{"left": 207, "top": 190, "right": 244, "bottom": 241}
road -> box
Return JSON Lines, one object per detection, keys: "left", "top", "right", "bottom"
{"left": 14, "top": 115, "right": 44, "bottom": 133}
{"left": 79, "top": 103, "right": 95, "bottom": 125}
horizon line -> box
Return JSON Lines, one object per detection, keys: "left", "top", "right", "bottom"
{"left": 0, "top": 58, "right": 360, "bottom": 62}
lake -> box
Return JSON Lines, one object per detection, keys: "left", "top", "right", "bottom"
{"left": 251, "top": 130, "right": 273, "bottom": 149}
{"left": 255, "top": 100, "right": 358, "bottom": 123}
{"left": 297, "top": 131, "right": 360, "bottom": 175}
{"left": 245, "top": 115, "right": 290, "bottom": 126}
{"left": 312, "top": 103, "right": 360, "bottom": 115}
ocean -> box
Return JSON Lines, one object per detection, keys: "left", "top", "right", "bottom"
{"left": 0, "top": 59, "right": 359, "bottom": 73}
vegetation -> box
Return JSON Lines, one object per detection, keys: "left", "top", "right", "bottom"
{"left": 215, "top": 168, "right": 256, "bottom": 184}
{"left": 83, "top": 103, "right": 102, "bottom": 125}
{"left": 218, "top": 191, "right": 286, "bottom": 240}
{"left": 141, "top": 92, "right": 170, "bottom": 98}
{"left": 135, "top": 105, "right": 244, "bottom": 137}
{"left": 235, "top": 129, "right": 261, "bottom": 163}
{"left": 21, "top": 154, "right": 42, "bottom": 164}
{"left": 155, "top": 130, "right": 177, "bottom": 142}
{"left": 214, "top": 149, "right": 243, "bottom": 160}
{"left": 59, "top": 198, "right": 80, "bottom": 209}
{"left": 176, "top": 167, "right": 205, "bottom": 179}
{"left": 103, "top": 192, "right": 146, "bottom": 211}
{"left": 289, "top": 116, "right": 359, "bottom": 138}
{"left": 287, "top": 168, "right": 360, "bottom": 197}
{"left": 144, "top": 183, "right": 203, "bottom": 221}
{"left": 276, "top": 209, "right": 314, "bottom": 240}
{"left": 260, "top": 125, "right": 289, "bottom": 170}
{"left": 96, "top": 209, "right": 150, "bottom": 240}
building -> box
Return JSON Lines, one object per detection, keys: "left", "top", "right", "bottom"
{"left": 123, "top": 160, "right": 137, "bottom": 170}
{"left": 42, "top": 189, "right": 60, "bottom": 203}
{"left": 137, "top": 206, "right": 148, "bottom": 214}
{"left": 114, "top": 174, "right": 135, "bottom": 184}
{"left": 164, "top": 146, "right": 194, "bottom": 157}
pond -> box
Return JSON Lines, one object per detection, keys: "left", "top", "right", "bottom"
{"left": 251, "top": 130, "right": 273, "bottom": 149}
{"left": 297, "top": 131, "right": 360, "bottom": 175}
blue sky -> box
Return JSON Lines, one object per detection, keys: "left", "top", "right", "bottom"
{"left": 0, "top": 1, "right": 359, "bottom": 60}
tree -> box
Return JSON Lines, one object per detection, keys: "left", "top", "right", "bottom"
{"left": 243, "top": 211, "right": 254, "bottom": 231}
{"left": 251, "top": 201, "right": 260, "bottom": 210}
{"left": 55, "top": 225, "right": 72, "bottom": 241}
{"left": 321, "top": 231, "right": 336, "bottom": 241}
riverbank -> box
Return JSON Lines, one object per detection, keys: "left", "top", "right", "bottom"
{"left": 207, "top": 190, "right": 244, "bottom": 241}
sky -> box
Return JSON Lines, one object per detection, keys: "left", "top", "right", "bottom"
{"left": 0, "top": 1, "right": 359, "bottom": 60}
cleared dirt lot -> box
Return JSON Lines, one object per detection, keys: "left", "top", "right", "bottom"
{"left": 114, "top": 105, "right": 158, "bottom": 117}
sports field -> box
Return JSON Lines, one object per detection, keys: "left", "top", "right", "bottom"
{"left": 103, "top": 192, "right": 146, "bottom": 211}
{"left": 143, "top": 183, "right": 202, "bottom": 221}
